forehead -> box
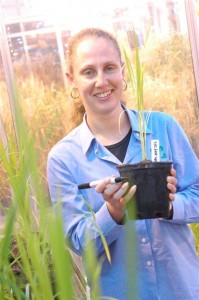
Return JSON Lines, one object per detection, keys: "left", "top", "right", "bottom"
{"left": 74, "top": 37, "right": 120, "bottom": 61}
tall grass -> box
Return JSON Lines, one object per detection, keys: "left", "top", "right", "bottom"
{"left": 122, "top": 29, "right": 151, "bottom": 162}
{"left": 0, "top": 84, "right": 137, "bottom": 300}
{"left": 0, "top": 82, "right": 126, "bottom": 299}
{"left": 124, "top": 33, "right": 199, "bottom": 156}
{"left": 123, "top": 45, "right": 147, "bottom": 161}
{"left": 0, "top": 85, "right": 106, "bottom": 299}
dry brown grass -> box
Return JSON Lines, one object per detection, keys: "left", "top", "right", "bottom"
{"left": 124, "top": 33, "right": 199, "bottom": 156}
{"left": 0, "top": 32, "right": 199, "bottom": 256}
{"left": 0, "top": 33, "right": 198, "bottom": 205}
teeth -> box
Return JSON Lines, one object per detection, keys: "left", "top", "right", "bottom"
{"left": 96, "top": 91, "right": 111, "bottom": 98}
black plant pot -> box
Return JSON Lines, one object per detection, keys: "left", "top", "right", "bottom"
{"left": 117, "top": 160, "right": 173, "bottom": 219}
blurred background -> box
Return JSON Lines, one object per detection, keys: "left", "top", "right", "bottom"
{"left": 0, "top": 0, "right": 196, "bottom": 86}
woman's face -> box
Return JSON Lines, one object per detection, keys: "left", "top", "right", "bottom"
{"left": 70, "top": 37, "right": 124, "bottom": 116}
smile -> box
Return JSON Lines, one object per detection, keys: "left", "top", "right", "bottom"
{"left": 95, "top": 90, "right": 112, "bottom": 98}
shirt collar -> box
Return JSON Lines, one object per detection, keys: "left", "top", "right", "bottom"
{"left": 125, "top": 108, "right": 152, "bottom": 134}
{"left": 80, "top": 114, "right": 96, "bottom": 155}
{"left": 79, "top": 106, "right": 152, "bottom": 155}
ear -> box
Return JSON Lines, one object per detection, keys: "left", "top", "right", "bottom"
{"left": 65, "top": 72, "right": 74, "bottom": 84}
{"left": 121, "top": 63, "right": 125, "bottom": 77}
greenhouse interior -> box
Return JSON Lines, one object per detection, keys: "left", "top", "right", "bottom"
{"left": 0, "top": 0, "right": 199, "bottom": 299}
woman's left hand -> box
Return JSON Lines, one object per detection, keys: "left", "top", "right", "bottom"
{"left": 167, "top": 168, "right": 177, "bottom": 202}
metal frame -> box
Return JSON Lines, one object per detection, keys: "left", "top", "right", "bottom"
{"left": 0, "top": 6, "right": 19, "bottom": 147}
{"left": 184, "top": 0, "right": 199, "bottom": 106}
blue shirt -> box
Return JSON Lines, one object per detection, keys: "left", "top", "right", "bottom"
{"left": 47, "top": 108, "right": 199, "bottom": 300}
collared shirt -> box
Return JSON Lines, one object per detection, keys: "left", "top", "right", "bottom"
{"left": 47, "top": 107, "right": 199, "bottom": 300}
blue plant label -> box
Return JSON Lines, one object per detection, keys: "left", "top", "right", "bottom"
{"left": 151, "top": 139, "right": 160, "bottom": 162}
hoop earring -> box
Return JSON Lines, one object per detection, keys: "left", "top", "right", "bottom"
{"left": 71, "top": 87, "right": 80, "bottom": 99}
{"left": 122, "top": 79, "right": 127, "bottom": 91}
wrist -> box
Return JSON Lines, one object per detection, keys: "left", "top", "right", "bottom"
{"left": 106, "top": 203, "right": 125, "bottom": 224}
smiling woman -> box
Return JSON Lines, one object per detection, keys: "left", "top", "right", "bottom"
{"left": 65, "top": 29, "right": 127, "bottom": 136}
{"left": 47, "top": 27, "right": 199, "bottom": 300}
{"left": 1, "top": 1, "right": 199, "bottom": 299}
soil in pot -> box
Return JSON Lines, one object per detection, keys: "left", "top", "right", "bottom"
{"left": 117, "top": 160, "right": 173, "bottom": 219}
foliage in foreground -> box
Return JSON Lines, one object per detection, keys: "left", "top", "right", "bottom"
{"left": 0, "top": 85, "right": 136, "bottom": 299}
{"left": 0, "top": 89, "right": 101, "bottom": 300}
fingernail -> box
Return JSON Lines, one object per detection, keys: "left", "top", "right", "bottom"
{"left": 122, "top": 182, "right": 129, "bottom": 188}
{"left": 130, "top": 185, "right": 137, "bottom": 192}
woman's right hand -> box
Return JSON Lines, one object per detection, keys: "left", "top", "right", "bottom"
{"left": 95, "top": 177, "right": 136, "bottom": 224}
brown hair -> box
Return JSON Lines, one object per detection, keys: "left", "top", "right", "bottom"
{"left": 66, "top": 27, "right": 122, "bottom": 75}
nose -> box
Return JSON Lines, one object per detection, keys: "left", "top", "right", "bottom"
{"left": 95, "top": 71, "right": 108, "bottom": 87}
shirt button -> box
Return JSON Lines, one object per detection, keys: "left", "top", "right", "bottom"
{"left": 147, "top": 261, "right": 152, "bottom": 266}
{"left": 141, "top": 238, "right": 146, "bottom": 243}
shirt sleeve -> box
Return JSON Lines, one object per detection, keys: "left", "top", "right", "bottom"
{"left": 166, "top": 116, "right": 199, "bottom": 224}
{"left": 47, "top": 152, "right": 124, "bottom": 256}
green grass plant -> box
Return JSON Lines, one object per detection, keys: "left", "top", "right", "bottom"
{"left": 122, "top": 30, "right": 149, "bottom": 161}
{"left": 124, "top": 33, "right": 199, "bottom": 156}
{"left": 0, "top": 82, "right": 116, "bottom": 299}
{"left": 121, "top": 31, "right": 199, "bottom": 253}
{"left": 0, "top": 85, "right": 95, "bottom": 299}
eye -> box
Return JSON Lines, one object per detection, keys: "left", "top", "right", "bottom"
{"left": 105, "top": 65, "right": 118, "bottom": 73}
{"left": 83, "top": 69, "right": 95, "bottom": 78}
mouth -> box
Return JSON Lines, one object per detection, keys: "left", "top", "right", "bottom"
{"left": 94, "top": 90, "right": 112, "bottom": 98}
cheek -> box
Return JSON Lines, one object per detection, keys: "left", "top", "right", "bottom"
{"left": 115, "top": 73, "right": 123, "bottom": 85}
{"left": 77, "top": 83, "right": 93, "bottom": 106}
{"left": 78, "top": 84, "right": 89, "bottom": 98}
{"left": 115, "top": 77, "right": 124, "bottom": 92}
{"left": 77, "top": 80, "right": 93, "bottom": 95}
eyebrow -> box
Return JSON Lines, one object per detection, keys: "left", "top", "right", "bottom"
{"left": 80, "top": 61, "right": 120, "bottom": 70}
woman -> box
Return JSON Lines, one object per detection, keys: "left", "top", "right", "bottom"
{"left": 47, "top": 28, "right": 199, "bottom": 299}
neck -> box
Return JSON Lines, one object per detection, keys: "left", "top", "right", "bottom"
{"left": 86, "top": 105, "right": 131, "bottom": 145}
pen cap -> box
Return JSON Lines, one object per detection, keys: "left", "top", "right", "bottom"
{"left": 78, "top": 183, "right": 90, "bottom": 189}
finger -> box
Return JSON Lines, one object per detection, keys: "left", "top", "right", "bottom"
{"left": 169, "top": 193, "right": 175, "bottom": 201}
{"left": 167, "top": 182, "right": 177, "bottom": 194}
{"left": 102, "top": 182, "right": 123, "bottom": 199}
{"left": 167, "top": 176, "right": 177, "bottom": 186}
{"left": 95, "top": 177, "right": 112, "bottom": 193}
{"left": 120, "top": 185, "right": 137, "bottom": 206}
{"left": 111, "top": 182, "right": 129, "bottom": 200}
{"left": 170, "top": 168, "right": 176, "bottom": 177}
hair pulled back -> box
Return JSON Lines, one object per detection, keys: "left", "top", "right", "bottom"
{"left": 66, "top": 27, "right": 122, "bottom": 75}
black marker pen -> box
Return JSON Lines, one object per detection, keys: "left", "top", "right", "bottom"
{"left": 78, "top": 176, "right": 127, "bottom": 189}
